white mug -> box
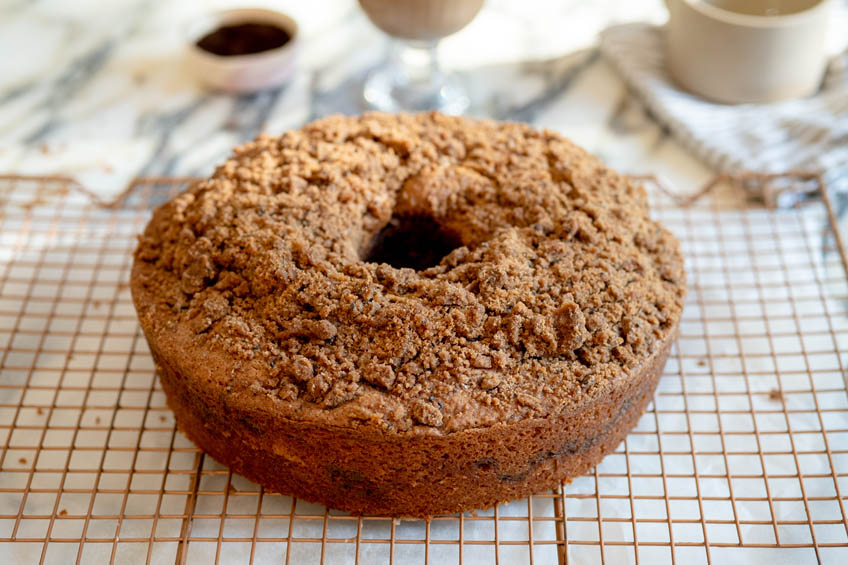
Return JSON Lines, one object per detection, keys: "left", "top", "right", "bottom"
{"left": 665, "top": 0, "right": 833, "bottom": 104}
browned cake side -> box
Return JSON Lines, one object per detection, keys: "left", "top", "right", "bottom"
{"left": 151, "top": 333, "right": 672, "bottom": 516}
{"left": 131, "top": 112, "right": 686, "bottom": 517}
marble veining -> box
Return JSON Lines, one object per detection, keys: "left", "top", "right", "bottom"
{"left": 0, "top": 0, "right": 711, "bottom": 200}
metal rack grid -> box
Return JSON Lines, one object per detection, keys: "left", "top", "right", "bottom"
{"left": 0, "top": 175, "right": 846, "bottom": 565}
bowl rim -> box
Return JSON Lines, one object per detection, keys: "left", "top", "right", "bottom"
{"left": 186, "top": 7, "right": 300, "bottom": 64}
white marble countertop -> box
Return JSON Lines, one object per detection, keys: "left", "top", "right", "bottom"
{"left": 0, "top": 0, "right": 722, "bottom": 200}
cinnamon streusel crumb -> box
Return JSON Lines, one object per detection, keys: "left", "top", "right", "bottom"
{"left": 133, "top": 112, "right": 685, "bottom": 433}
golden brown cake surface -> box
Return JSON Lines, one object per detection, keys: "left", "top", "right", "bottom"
{"left": 131, "top": 112, "right": 686, "bottom": 516}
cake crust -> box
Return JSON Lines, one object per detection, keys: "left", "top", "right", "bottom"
{"left": 131, "top": 112, "right": 686, "bottom": 516}
{"left": 151, "top": 329, "right": 672, "bottom": 516}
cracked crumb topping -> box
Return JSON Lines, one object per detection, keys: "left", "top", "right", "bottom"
{"left": 132, "top": 112, "right": 685, "bottom": 433}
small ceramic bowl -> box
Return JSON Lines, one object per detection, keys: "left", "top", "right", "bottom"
{"left": 665, "top": 0, "right": 833, "bottom": 104}
{"left": 185, "top": 8, "right": 299, "bottom": 93}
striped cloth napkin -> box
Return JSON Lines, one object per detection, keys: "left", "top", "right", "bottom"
{"left": 599, "top": 23, "right": 848, "bottom": 207}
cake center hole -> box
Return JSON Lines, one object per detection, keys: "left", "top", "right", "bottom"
{"left": 364, "top": 215, "right": 462, "bottom": 271}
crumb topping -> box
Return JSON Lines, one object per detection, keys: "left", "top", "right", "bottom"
{"left": 132, "top": 112, "right": 685, "bottom": 433}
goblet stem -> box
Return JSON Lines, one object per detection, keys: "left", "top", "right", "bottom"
{"left": 391, "top": 39, "right": 441, "bottom": 87}
{"left": 363, "top": 38, "right": 470, "bottom": 114}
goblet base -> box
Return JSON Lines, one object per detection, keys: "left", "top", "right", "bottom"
{"left": 363, "top": 65, "right": 470, "bottom": 115}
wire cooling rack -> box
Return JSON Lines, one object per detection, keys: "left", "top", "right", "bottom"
{"left": 0, "top": 175, "right": 846, "bottom": 565}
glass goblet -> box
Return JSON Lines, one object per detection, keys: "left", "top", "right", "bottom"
{"left": 359, "top": 0, "right": 485, "bottom": 114}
